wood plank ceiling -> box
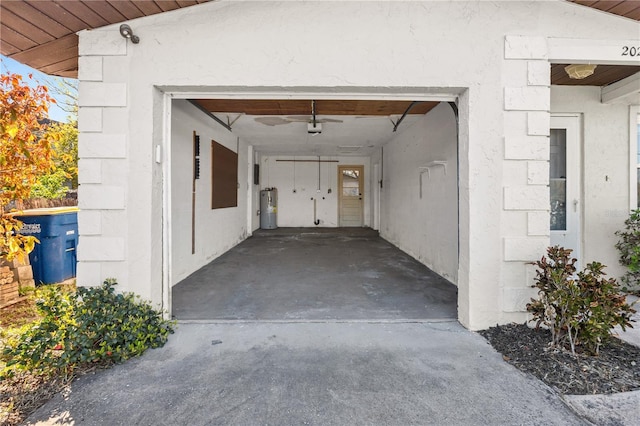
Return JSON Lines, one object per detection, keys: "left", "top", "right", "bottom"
{"left": 1, "top": 0, "right": 638, "bottom": 88}
{"left": 570, "top": 0, "right": 640, "bottom": 20}
{"left": 193, "top": 99, "right": 439, "bottom": 117}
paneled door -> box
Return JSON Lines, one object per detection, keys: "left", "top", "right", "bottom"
{"left": 338, "top": 165, "right": 364, "bottom": 227}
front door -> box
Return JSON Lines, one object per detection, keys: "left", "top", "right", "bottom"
{"left": 550, "top": 115, "right": 581, "bottom": 265}
{"left": 338, "top": 165, "right": 364, "bottom": 227}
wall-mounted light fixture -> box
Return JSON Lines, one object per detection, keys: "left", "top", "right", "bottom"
{"left": 564, "top": 64, "right": 597, "bottom": 79}
{"left": 119, "top": 24, "right": 140, "bottom": 44}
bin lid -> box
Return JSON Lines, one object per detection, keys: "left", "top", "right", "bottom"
{"left": 11, "top": 206, "right": 79, "bottom": 216}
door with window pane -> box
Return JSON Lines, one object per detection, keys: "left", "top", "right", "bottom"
{"left": 550, "top": 115, "right": 581, "bottom": 266}
{"left": 338, "top": 165, "right": 364, "bottom": 227}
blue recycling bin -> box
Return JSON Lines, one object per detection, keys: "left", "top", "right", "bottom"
{"left": 14, "top": 207, "right": 79, "bottom": 285}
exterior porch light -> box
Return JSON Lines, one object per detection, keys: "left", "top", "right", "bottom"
{"left": 119, "top": 24, "right": 140, "bottom": 44}
{"left": 564, "top": 64, "right": 597, "bottom": 79}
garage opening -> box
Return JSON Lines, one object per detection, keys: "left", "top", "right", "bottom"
{"left": 166, "top": 94, "right": 460, "bottom": 321}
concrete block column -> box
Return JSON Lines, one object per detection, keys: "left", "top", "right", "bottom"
{"left": 501, "top": 36, "right": 551, "bottom": 319}
{"left": 76, "top": 29, "right": 129, "bottom": 289}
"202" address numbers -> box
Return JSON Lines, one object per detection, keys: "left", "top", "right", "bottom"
{"left": 622, "top": 46, "right": 640, "bottom": 56}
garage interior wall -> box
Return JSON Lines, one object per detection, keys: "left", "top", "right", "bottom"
{"left": 377, "top": 103, "right": 459, "bottom": 284}
{"left": 260, "top": 156, "right": 371, "bottom": 228}
{"left": 550, "top": 86, "right": 631, "bottom": 280}
{"left": 171, "top": 99, "right": 252, "bottom": 285}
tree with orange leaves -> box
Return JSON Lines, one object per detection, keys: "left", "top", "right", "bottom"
{"left": 0, "top": 73, "right": 57, "bottom": 261}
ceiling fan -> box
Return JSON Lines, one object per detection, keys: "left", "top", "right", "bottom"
{"left": 254, "top": 100, "right": 343, "bottom": 127}
{"left": 254, "top": 115, "right": 343, "bottom": 126}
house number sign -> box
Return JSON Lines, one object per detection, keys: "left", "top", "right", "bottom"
{"left": 548, "top": 38, "right": 640, "bottom": 64}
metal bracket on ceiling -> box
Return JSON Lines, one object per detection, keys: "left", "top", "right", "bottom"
{"left": 391, "top": 101, "right": 423, "bottom": 132}
{"left": 227, "top": 114, "right": 244, "bottom": 128}
{"left": 188, "top": 100, "right": 232, "bottom": 132}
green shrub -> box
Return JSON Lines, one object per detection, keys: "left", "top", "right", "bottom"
{"left": 2, "top": 279, "right": 174, "bottom": 378}
{"left": 29, "top": 169, "right": 69, "bottom": 199}
{"left": 615, "top": 209, "right": 640, "bottom": 290}
{"left": 527, "top": 246, "right": 636, "bottom": 356}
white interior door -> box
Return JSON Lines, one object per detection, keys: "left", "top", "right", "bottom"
{"left": 550, "top": 115, "right": 581, "bottom": 265}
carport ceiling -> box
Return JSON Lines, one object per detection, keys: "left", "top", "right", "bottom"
{"left": 194, "top": 99, "right": 438, "bottom": 116}
{"left": 1, "top": 1, "right": 639, "bottom": 80}
{"left": 191, "top": 99, "right": 440, "bottom": 157}
{"left": 552, "top": 64, "right": 640, "bottom": 86}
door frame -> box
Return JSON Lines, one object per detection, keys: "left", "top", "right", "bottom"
{"left": 160, "top": 88, "right": 461, "bottom": 319}
{"left": 550, "top": 113, "right": 582, "bottom": 266}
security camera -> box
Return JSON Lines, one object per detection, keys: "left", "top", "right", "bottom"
{"left": 307, "top": 122, "right": 322, "bottom": 134}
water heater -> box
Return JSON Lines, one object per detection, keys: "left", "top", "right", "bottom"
{"left": 260, "top": 188, "right": 278, "bottom": 229}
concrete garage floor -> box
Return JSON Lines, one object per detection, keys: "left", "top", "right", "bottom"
{"left": 172, "top": 228, "right": 457, "bottom": 321}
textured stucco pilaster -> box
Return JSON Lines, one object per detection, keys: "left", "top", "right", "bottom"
{"left": 501, "top": 35, "right": 551, "bottom": 316}
{"left": 77, "top": 28, "right": 129, "bottom": 289}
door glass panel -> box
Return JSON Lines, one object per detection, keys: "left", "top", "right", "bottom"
{"left": 342, "top": 170, "right": 360, "bottom": 196}
{"left": 550, "top": 129, "right": 567, "bottom": 231}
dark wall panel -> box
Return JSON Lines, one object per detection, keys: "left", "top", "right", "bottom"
{"left": 211, "top": 140, "right": 238, "bottom": 209}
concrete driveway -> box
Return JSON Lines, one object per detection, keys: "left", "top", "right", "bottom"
{"left": 27, "top": 321, "right": 586, "bottom": 426}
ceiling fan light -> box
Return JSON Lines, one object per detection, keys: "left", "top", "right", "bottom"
{"left": 307, "top": 122, "right": 322, "bottom": 134}
{"left": 564, "top": 64, "right": 597, "bottom": 79}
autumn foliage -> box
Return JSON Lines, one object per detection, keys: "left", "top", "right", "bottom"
{"left": 0, "top": 73, "right": 57, "bottom": 261}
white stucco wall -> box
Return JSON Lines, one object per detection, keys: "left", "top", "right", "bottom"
{"left": 260, "top": 156, "right": 371, "bottom": 228}
{"left": 170, "top": 100, "right": 250, "bottom": 285}
{"left": 551, "top": 86, "right": 632, "bottom": 280}
{"left": 76, "top": 0, "right": 640, "bottom": 328}
{"left": 380, "top": 103, "right": 459, "bottom": 284}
